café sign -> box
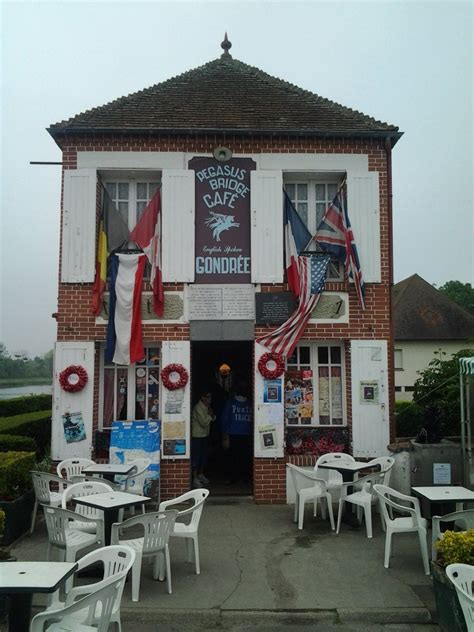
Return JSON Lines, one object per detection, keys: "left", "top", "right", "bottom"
{"left": 189, "top": 157, "right": 256, "bottom": 284}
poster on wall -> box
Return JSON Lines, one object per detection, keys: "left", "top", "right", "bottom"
{"left": 263, "top": 379, "right": 282, "bottom": 404}
{"left": 258, "top": 424, "right": 277, "bottom": 450}
{"left": 164, "top": 390, "right": 185, "bottom": 414}
{"left": 189, "top": 157, "right": 256, "bottom": 284}
{"left": 62, "top": 411, "right": 86, "bottom": 443}
{"left": 254, "top": 403, "right": 284, "bottom": 458}
{"left": 360, "top": 380, "right": 380, "bottom": 404}
{"left": 110, "top": 420, "right": 161, "bottom": 499}
{"left": 162, "top": 419, "right": 186, "bottom": 456}
{"left": 285, "top": 370, "right": 314, "bottom": 425}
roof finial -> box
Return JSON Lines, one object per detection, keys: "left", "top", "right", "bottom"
{"left": 221, "top": 32, "right": 232, "bottom": 58}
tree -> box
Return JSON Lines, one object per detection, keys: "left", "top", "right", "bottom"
{"left": 412, "top": 348, "right": 474, "bottom": 438}
{"left": 437, "top": 280, "right": 474, "bottom": 315}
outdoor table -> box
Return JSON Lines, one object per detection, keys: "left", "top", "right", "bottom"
{"left": 412, "top": 485, "right": 474, "bottom": 516}
{"left": 81, "top": 462, "right": 136, "bottom": 482}
{"left": 74, "top": 490, "right": 151, "bottom": 546}
{"left": 318, "top": 460, "right": 380, "bottom": 527}
{"left": 0, "top": 561, "right": 77, "bottom": 632}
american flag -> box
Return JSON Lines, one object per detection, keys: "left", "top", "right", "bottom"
{"left": 256, "top": 254, "right": 330, "bottom": 358}
{"left": 314, "top": 186, "right": 366, "bottom": 309}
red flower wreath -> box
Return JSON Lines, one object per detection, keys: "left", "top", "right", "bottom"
{"left": 59, "top": 365, "right": 88, "bottom": 393}
{"left": 258, "top": 352, "right": 285, "bottom": 380}
{"left": 161, "top": 363, "right": 189, "bottom": 390}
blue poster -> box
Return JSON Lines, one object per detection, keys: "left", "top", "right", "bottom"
{"left": 110, "top": 420, "right": 160, "bottom": 498}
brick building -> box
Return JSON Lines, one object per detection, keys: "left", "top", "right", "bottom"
{"left": 48, "top": 38, "right": 402, "bottom": 503}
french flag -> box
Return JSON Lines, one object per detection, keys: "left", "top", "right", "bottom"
{"left": 284, "top": 190, "right": 312, "bottom": 298}
{"left": 106, "top": 253, "right": 146, "bottom": 365}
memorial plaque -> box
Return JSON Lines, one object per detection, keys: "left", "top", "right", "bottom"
{"left": 189, "top": 284, "right": 254, "bottom": 320}
{"left": 255, "top": 292, "right": 296, "bottom": 325}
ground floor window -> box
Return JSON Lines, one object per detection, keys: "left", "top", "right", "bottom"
{"left": 285, "top": 343, "right": 345, "bottom": 426}
{"left": 101, "top": 346, "right": 161, "bottom": 428}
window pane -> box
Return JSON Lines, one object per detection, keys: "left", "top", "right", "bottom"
{"left": 328, "top": 183, "right": 338, "bottom": 200}
{"left": 137, "top": 183, "right": 147, "bottom": 200}
{"left": 118, "top": 183, "right": 129, "bottom": 199}
{"left": 315, "top": 184, "right": 326, "bottom": 200}
{"left": 318, "top": 366, "right": 330, "bottom": 424}
{"left": 103, "top": 369, "right": 115, "bottom": 426}
{"left": 135, "top": 366, "right": 146, "bottom": 419}
{"left": 148, "top": 348, "right": 160, "bottom": 366}
{"left": 297, "top": 203, "right": 308, "bottom": 225}
{"left": 106, "top": 183, "right": 116, "bottom": 198}
{"left": 331, "top": 366, "right": 343, "bottom": 424}
{"left": 117, "top": 369, "right": 128, "bottom": 420}
{"left": 297, "top": 183, "right": 308, "bottom": 199}
{"left": 285, "top": 184, "right": 295, "bottom": 200}
{"left": 148, "top": 368, "right": 160, "bottom": 419}
{"left": 150, "top": 183, "right": 160, "bottom": 198}
{"left": 286, "top": 349, "right": 297, "bottom": 365}
{"left": 316, "top": 203, "right": 326, "bottom": 226}
{"left": 299, "top": 346, "right": 310, "bottom": 365}
{"left": 118, "top": 202, "right": 128, "bottom": 224}
{"left": 136, "top": 201, "right": 147, "bottom": 221}
{"left": 318, "top": 346, "right": 329, "bottom": 364}
{"left": 330, "top": 346, "right": 341, "bottom": 364}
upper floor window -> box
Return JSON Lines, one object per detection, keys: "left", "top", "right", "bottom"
{"left": 284, "top": 178, "right": 343, "bottom": 280}
{"left": 394, "top": 349, "right": 403, "bottom": 370}
{"left": 105, "top": 178, "right": 160, "bottom": 231}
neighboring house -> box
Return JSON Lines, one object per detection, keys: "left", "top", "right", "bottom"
{"left": 47, "top": 38, "right": 402, "bottom": 502}
{"left": 393, "top": 274, "right": 474, "bottom": 401}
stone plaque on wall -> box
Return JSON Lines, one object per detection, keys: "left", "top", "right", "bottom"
{"left": 255, "top": 292, "right": 296, "bottom": 325}
{"left": 311, "top": 294, "right": 346, "bottom": 319}
{"left": 188, "top": 284, "right": 254, "bottom": 320}
{"left": 99, "top": 293, "right": 184, "bottom": 321}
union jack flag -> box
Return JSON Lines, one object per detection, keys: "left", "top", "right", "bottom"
{"left": 314, "top": 186, "right": 366, "bottom": 309}
{"left": 256, "top": 254, "right": 330, "bottom": 358}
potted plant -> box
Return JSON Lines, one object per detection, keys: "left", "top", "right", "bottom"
{"left": 432, "top": 529, "right": 474, "bottom": 632}
{"left": 0, "top": 451, "right": 36, "bottom": 546}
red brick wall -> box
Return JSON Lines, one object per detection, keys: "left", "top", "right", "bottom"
{"left": 55, "top": 133, "right": 394, "bottom": 504}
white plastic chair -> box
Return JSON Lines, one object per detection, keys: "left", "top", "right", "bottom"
{"left": 31, "top": 471, "right": 71, "bottom": 534}
{"left": 336, "top": 470, "right": 386, "bottom": 538}
{"left": 364, "top": 456, "right": 395, "bottom": 487}
{"left": 111, "top": 509, "right": 178, "bottom": 601}
{"left": 159, "top": 489, "right": 209, "bottom": 575}
{"left": 432, "top": 509, "right": 474, "bottom": 560}
{"left": 373, "top": 484, "right": 430, "bottom": 575}
{"left": 446, "top": 563, "right": 474, "bottom": 631}
{"left": 42, "top": 505, "right": 103, "bottom": 562}
{"left": 44, "top": 545, "right": 135, "bottom": 632}
{"left": 62, "top": 481, "right": 113, "bottom": 542}
{"left": 30, "top": 576, "right": 122, "bottom": 632}
{"left": 117, "top": 458, "right": 152, "bottom": 516}
{"left": 287, "top": 463, "right": 335, "bottom": 531}
{"left": 314, "top": 452, "right": 356, "bottom": 491}
{"left": 57, "top": 458, "right": 96, "bottom": 482}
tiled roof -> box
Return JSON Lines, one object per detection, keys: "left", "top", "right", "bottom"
{"left": 393, "top": 274, "right": 474, "bottom": 340}
{"left": 49, "top": 53, "right": 401, "bottom": 141}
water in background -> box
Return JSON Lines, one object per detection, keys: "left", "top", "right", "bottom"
{"left": 0, "top": 384, "right": 52, "bottom": 400}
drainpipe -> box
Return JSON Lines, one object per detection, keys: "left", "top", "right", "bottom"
{"left": 386, "top": 137, "right": 395, "bottom": 443}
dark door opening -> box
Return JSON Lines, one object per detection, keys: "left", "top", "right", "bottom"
{"left": 191, "top": 341, "right": 253, "bottom": 496}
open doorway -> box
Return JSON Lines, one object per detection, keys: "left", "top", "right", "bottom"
{"left": 191, "top": 341, "right": 254, "bottom": 495}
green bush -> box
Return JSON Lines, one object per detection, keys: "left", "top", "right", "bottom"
{"left": 0, "top": 509, "right": 4, "bottom": 537}
{"left": 0, "top": 451, "right": 36, "bottom": 501}
{"left": 0, "top": 410, "right": 52, "bottom": 457}
{"left": 435, "top": 529, "right": 474, "bottom": 567}
{"left": 0, "top": 434, "right": 36, "bottom": 453}
{"left": 0, "top": 394, "right": 52, "bottom": 417}
{"left": 395, "top": 401, "right": 424, "bottom": 438}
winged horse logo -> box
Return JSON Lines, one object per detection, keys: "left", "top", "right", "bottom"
{"left": 205, "top": 211, "right": 240, "bottom": 242}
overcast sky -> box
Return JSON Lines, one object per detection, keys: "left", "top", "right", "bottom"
{"left": 1, "top": 0, "right": 472, "bottom": 357}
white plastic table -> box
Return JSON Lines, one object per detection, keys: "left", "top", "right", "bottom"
{"left": 412, "top": 486, "right": 474, "bottom": 513}
{"left": 318, "top": 460, "right": 377, "bottom": 483}
{"left": 0, "top": 561, "right": 77, "bottom": 632}
{"left": 74, "top": 490, "right": 151, "bottom": 545}
{"left": 82, "top": 462, "right": 136, "bottom": 482}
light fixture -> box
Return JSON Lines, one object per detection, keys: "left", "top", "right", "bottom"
{"left": 213, "top": 146, "right": 233, "bottom": 162}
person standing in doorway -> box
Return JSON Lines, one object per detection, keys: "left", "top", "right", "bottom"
{"left": 191, "top": 390, "right": 215, "bottom": 488}
{"left": 220, "top": 381, "right": 252, "bottom": 485}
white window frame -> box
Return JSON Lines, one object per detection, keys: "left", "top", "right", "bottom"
{"left": 283, "top": 174, "right": 344, "bottom": 281}
{"left": 286, "top": 341, "right": 346, "bottom": 427}
{"left": 98, "top": 345, "right": 161, "bottom": 430}
{"left": 101, "top": 171, "right": 161, "bottom": 231}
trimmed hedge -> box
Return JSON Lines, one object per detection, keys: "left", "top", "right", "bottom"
{"left": 0, "top": 434, "right": 36, "bottom": 453}
{"left": 0, "top": 394, "right": 52, "bottom": 417}
{"left": 0, "top": 410, "right": 52, "bottom": 457}
{"left": 0, "top": 451, "right": 36, "bottom": 501}
{"left": 395, "top": 401, "right": 424, "bottom": 438}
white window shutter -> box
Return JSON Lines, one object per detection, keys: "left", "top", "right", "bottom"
{"left": 350, "top": 340, "right": 389, "bottom": 458}
{"left": 61, "top": 169, "right": 97, "bottom": 282}
{"left": 51, "top": 341, "right": 95, "bottom": 460}
{"left": 160, "top": 341, "right": 191, "bottom": 459}
{"left": 161, "top": 169, "right": 195, "bottom": 282}
{"left": 254, "top": 342, "right": 284, "bottom": 458}
{"left": 346, "top": 173, "right": 380, "bottom": 283}
{"left": 250, "top": 171, "right": 283, "bottom": 283}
